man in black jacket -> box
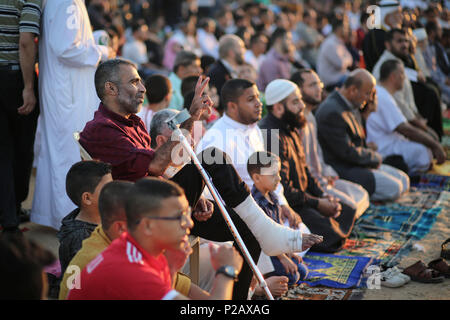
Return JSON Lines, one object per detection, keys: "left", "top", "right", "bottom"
{"left": 207, "top": 34, "right": 246, "bottom": 113}
{"left": 259, "top": 79, "right": 356, "bottom": 253}
{"left": 315, "top": 69, "right": 410, "bottom": 202}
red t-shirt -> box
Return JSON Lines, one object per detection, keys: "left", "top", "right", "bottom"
{"left": 67, "top": 232, "right": 176, "bottom": 300}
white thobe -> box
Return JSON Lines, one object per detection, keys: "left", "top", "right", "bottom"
{"left": 196, "top": 114, "right": 288, "bottom": 206}
{"left": 31, "top": 0, "right": 108, "bottom": 229}
{"left": 366, "top": 86, "right": 432, "bottom": 174}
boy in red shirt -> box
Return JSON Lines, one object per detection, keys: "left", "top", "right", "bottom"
{"left": 68, "top": 177, "right": 243, "bottom": 300}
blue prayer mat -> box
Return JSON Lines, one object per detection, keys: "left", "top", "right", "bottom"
{"left": 356, "top": 204, "right": 442, "bottom": 240}
{"left": 299, "top": 252, "right": 373, "bottom": 289}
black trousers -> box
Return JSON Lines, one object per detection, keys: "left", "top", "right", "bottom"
{"left": 292, "top": 202, "right": 357, "bottom": 253}
{"left": 412, "top": 80, "right": 444, "bottom": 140}
{"left": 170, "top": 147, "right": 260, "bottom": 300}
{"left": 0, "top": 68, "right": 39, "bottom": 229}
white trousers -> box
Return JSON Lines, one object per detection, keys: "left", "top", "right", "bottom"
{"left": 324, "top": 179, "right": 370, "bottom": 219}
{"left": 371, "top": 164, "right": 410, "bottom": 202}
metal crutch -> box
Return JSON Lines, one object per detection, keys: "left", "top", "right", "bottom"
{"left": 166, "top": 110, "right": 274, "bottom": 300}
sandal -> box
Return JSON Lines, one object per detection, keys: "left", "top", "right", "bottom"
{"left": 402, "top": 261, "right": 445, "bottom": 284}
{"left": 441, "top": 238, "right": 450, "bottom": 260}
{"left": 428, "top": 258, "right": 450, "bottom": 278}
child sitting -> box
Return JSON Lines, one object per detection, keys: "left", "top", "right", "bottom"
{"left": 247, "top": 151, "right": 309, "bottom": 285}
{"left": 57, "top": 160, "right": 113, "bottom": 277}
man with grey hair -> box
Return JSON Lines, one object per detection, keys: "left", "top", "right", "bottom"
{"left": 316, "top": 68, "right": 410, "bottom": 202}
{"left": 207, "top": 34, "right": 247, "bottom": 112}
{"left": 80, "top": 59, "right": 323, "bottom": 299}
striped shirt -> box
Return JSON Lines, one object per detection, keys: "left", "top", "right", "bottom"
{"left": 0, "top": 0, "right": 41, "bottom": 64}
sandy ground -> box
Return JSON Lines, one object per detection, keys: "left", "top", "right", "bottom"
{"left": 20, "top": 170, "right": 450, "bottom": 300}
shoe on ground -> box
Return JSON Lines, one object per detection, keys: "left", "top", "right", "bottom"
{"left": 390, "top": 266, "right": 411, "bottom": 283}
{"left": 380, "top": 268, "right": 406, "bottom": 288}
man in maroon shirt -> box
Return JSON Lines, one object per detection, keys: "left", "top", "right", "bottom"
{"left": 79, "top": 58, "right": 322, "bottom": 299}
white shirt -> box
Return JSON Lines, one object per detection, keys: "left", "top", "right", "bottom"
{"left": 372, "top": 50, "right": 418, "bottom": 121}
{"left": 122, "top": 39, "right": 148, "bottom": 69}
{"left": 197, "top": 28, "right": 219, "bottom": 59}
{"left": 196, "top": 114, "right": 288, "bottom": 205}
{"left": 136, "top": 107, "right": 154, "bottom": 133}
{"left": 245, "top": 50, "right": 265, "bottom": 72}
{"left": 366, "top": 85, "right": 408, "bottom": 156}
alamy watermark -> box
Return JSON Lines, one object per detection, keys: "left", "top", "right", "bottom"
{"left": 365, "top": 265, "right": 382, "bottom": 289}
{"left": 366, "top": 5, "right": 382, "bottom": 30}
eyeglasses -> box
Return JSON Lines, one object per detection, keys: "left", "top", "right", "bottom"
{"left": 137, "top": 207, "right": 193, "bottom": 227}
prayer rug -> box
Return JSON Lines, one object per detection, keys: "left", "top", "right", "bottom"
{"left": 298, "top": 252, "right": 373, "bottom": 288}
{"left": 280, "top": 283, "right": 363, "bottom": 300}
{"left": 395, "top": 189, "right": 450, "bottom": 210}
{"left": 355, "top": 203, "right": 442, "bottom": 240}
{"left": 340, "top": 238, "right": 407, "bottom": 266}
{"left": 412, "top": 174, "right": 450, "bottom": 191}
{"left": 429, "top": 161, "right": 450, "bottom": 176}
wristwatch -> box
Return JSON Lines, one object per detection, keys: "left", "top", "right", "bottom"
{"left": 215, "top": 265, "right": 238, "bottom": 281}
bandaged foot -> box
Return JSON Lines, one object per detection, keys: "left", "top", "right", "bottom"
{"left": 233, "top": 195, "right": 323, "bottom": 256}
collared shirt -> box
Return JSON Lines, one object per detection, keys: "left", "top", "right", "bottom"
{"left": 67, "top": 232, "right": 176, "bottom": 300}
{"left": 257, "top": 48, "right": 292, "bottom": 91}
{"left": 0, "top": 0, "right": 41, "bottom": 64}
{"left": 220, "top": 59, "right": 238, "bottom": 79}
{"left": 79, "top": 103, "right": 155, "bottom": 182}
{"left": 251, "top": 186, "right": 281, "bottom": 224}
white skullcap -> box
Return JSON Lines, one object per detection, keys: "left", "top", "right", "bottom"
{"left": 379, "top": 0, "right": 400, "bottom": 25}
{"left": 413, "top": 28, "right": 427, "bottom": 41}
{"left": 265, "top": 79, "right": 298, "bottom": 105}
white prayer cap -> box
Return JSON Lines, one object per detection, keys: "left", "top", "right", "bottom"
{"left": 413, "top": 28, "right": 427, "bottom": 41}
{"left": 379, "top": 0, "right": 400, "bottom": 24}
{"left": 265, "top": 79, "right": 298, "bottom": 106}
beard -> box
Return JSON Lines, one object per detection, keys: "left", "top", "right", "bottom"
{"left": 235, "top": 53, "right": 245, "bottom": 65}
{"left": 281, "top": 103, "right": 306, "bottom": 129}
{"left": 301, "top": 91, "right": 322, "bottom": 107}
{"left": 117, "top": 90, "right": 142, "bottom": 115}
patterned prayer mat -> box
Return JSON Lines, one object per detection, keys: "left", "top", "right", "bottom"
{"left": 412, "top": 174, "right": 450, "bottom": 191}
{"left": 340, "top": 238, "right": 408, "bottom": 266}
{"left": 395, "top": 189, "right": 450, "bottom": 209}
{"left": 280, "top": 284, "right": 364, "bottom": 300}
{"left": 355, "top": 203, "right": 442, "bottom": 240}
{"left": 297, "top": 252, "right": 373, "bottom": 289}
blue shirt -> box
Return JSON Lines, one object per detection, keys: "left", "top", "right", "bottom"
{"left": 251, "top": 185, "right": 281, "bottom": 224}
